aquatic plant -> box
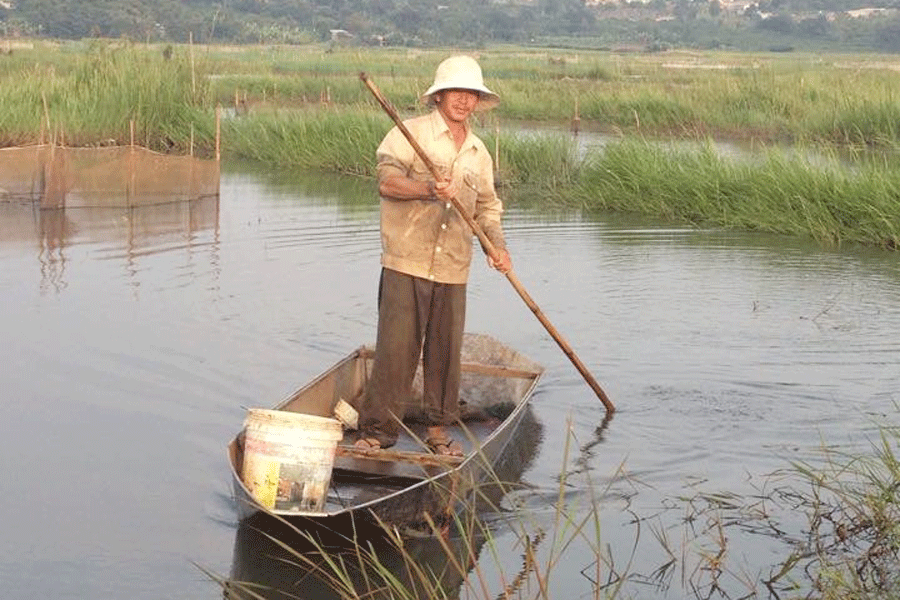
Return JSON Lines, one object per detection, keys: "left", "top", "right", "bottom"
{"left": 0, "top": 39, "right": 214, "bottom": 152}
{"left": 576, "top": 138, "right": 900, "bottom": 249}
{"left": 223, "top": 107, "right": 388, "bottom": 176}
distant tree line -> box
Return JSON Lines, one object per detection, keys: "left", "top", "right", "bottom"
{"left": 2, "top": 0, "right": 900, "bottom": 52}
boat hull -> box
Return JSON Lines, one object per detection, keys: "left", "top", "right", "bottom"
{"left": 228, "top": 333, "right": 543, "bottom": 529}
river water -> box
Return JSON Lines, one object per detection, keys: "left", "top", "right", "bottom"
{"left": 1, "top": 160, "right": 898, "bottom": 600}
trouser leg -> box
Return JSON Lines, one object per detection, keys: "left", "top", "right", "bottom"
{"left": 422, "top": 280, "right": 466, "bottom": 425}
{"left": 359, "top": 269, "right": 426, "bottom": 446}
{"left": 359, "top": 268, "right": 466, "bottom": 444}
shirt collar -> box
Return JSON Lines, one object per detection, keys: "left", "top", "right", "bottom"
{"left": 429, "top": 109, "right": 475, "bottom": 151}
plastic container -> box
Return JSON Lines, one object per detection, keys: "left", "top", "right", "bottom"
{"left": 241, "top": 408, "right": 344, "bottom": 512}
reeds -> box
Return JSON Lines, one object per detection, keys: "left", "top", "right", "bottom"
{"left": 226, "top": 104, "right": 900, "bottom": 248}
{"left": 224, "top": 107, "right": 388, "bottom": 175}
{"left": 576, "top": 138, "right": 900, "bottom": 248}
{"left": 203, "top": 47, "right": 900, "bottom": 148}
{"left": 0, "top": 40, "right": 214, "bottom": 152}
{"left": 5, "top": 42, "right": 900, "bottom": 248}
{"left": 7, "top": 44, "right": 900, "bottom": 149}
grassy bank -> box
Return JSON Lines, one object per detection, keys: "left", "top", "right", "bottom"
{"left": 6, "top": 41, "right": 900, "bottom": 149}
{"left": 204, "top": 46, "right": 900, "bottom": 149}
{"left": 576, "top": 139, "right": 900, "bottom": 248}
{"left": 0, "top": 40, "right": 215, "bottom": 152}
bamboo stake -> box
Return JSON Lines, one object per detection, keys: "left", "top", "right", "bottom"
{"left": 189, "top": 32, "right": 196, "bottom": 98}
{"left": 215, "top": 105, "right": 221, "bottom": 162}
{"left": 360, "top": 73, "right": 614, "bottom": 414}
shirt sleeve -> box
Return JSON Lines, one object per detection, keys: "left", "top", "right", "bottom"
{"left": 474, "top": 153, "right": 506, "bottom": 252}
{"left": 376, "top": 125, "right": 415, "bottom": 181}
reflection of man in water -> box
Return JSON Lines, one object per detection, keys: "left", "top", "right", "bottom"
{"left": 355, "top": 56, "right": 512, "bottom": 457}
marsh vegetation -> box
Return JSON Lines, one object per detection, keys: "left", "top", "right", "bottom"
{"left": 3, "top": 41, "right": 900, "bottom": 247}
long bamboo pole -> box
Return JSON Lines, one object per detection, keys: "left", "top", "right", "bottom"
{"left": 360, "top": 73, "right": 614, "bottom": 414}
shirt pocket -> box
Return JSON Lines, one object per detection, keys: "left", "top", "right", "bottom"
{"left": 411, "top": 156, "right": 451, "bottom": 181}
{"left": 456, "top": 168, "right": 480, "bottom": 213}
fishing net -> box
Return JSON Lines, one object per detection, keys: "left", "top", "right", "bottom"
{"left": 0, "top": 145, "right": 219, "bottom": 207}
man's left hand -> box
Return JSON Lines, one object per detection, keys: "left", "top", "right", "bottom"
{"left": 487, "top": 249, "right": 512, "bottom": 273}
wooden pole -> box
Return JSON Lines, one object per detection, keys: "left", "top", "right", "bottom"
{"left": 215, "top": 104, "right": 221, "bottom": 163}
{"left": 360, "top": 73, "right": 614, "bottom": 414}
{"left": 189, "top": 32, "right": 196, "bottom": 98}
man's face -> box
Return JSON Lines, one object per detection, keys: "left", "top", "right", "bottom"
{"left": 436, "top": 89, "right": 480, "bottom": 124}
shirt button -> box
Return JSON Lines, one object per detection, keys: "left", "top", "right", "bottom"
{"left": 435, "top": 246, "right": 442, "bottom": 253}
{"left": 441, "top": 223, "right": 447, "bottom": 230}
{"left": 428, "top": 274, "right": 435, "bottom": 280}
{"left": 445, "top": 202, "right": 451, "bottom": 209}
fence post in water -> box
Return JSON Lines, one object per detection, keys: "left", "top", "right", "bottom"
{"left": 494, "top": 121, "right": 500, "bottom": 175}
{"left": 215, "top": 105, "right": 221, "bottom": 163}
{"left": 128, "top": 120, "right": 135, "bottom": 207}
{"left": 189, "top": 32, "right": 196, "bottom": 98}
{"left": 571, "top": 96, "right": 580, "bottom": 136}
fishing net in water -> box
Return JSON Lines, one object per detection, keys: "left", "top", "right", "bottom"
{"left": 0, "top": 145, "right": 219, "bottom": 208}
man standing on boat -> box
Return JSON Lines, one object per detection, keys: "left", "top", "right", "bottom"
{"left": 355, "top": 55, "right": 512, "bottom": 457}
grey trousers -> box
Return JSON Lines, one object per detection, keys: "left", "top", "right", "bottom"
{"left": 359, "top": 268, "right": 466, "bottom": 446}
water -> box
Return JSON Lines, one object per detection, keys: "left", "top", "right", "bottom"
{"left": 1, "top": 162, "right": 898, "bottom": 599}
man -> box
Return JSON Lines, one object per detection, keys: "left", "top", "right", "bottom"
{"left": 355, "top": 55, "right": 512, "bottom": 456}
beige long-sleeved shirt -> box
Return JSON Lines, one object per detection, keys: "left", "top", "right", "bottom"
{"left": 376, "top": 110, "right": 506, "bottom": 285}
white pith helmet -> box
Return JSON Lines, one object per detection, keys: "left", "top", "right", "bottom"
{"left": 420, "top": 55, "right": 500, "bottom": 112}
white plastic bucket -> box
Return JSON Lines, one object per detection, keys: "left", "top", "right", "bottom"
{"left": 241, "top": 408, "right": 344, "bottom": 512}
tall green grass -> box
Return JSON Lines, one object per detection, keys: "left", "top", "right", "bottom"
{"left": 5, "top": 42, "right": 900, "bottom": 248}
{"left": 224, "top": 108, "right": 388, "bottom": 175}
{"left": 0, "top": 40, "right": 214, "bottom": 152}
{"left": 576, "top": 139, "right": 900, "bottom": 248}
{"left": 203, "top": 47, "right": 900, "bottom": 148}
{"left": 7, "top": 44, "right": 900, "bottom": 150}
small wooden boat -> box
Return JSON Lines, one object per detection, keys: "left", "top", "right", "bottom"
{"left": 228, "top": 333, "right": 543, "bottom": 529}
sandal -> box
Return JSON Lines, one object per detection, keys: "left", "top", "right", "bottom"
{"left": 425, "top": 433, "right": 464, "bottom": 457}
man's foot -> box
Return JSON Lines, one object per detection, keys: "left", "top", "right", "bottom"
{"left": 425, "top": 427, "right": 464, "bottom": 457}
{"left": 353, "top": 436, "right": 383, "bottom": 455}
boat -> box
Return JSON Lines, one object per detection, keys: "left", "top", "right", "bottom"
{"left": 227, "top": 332, "right": 543, "bottom": 529}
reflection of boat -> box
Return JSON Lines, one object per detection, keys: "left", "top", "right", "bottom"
{"left": 227, "top": 512, "right": 478, "bottom": 600}
{"left": 228, "top": 333, "right": 543, "bottom": 530}
{"left": 226, "top": 403, "right": 543, "bottom": 600}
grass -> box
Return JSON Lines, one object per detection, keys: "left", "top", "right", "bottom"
{"left": 0, "top": 39, "right": 214, "bottom": 152}
{"left": 225, "top": 107, "right": 900, "bottom": 249}
{"left": 9, "top": 42, "right": 900, "bottom": 149}
{"left": 4, "top": 41, "right": 900, "bottom": 249}
{"left": 224, "top": 107, "right": 387, "bottom": 175}
{"left": 575, "top": 138, "right": 900, "bottom": 248}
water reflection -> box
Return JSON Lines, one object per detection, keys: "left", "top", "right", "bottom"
{"left": 227, "top": 408, "right": 543, "bottom": 600}
{"left": 0, "top": 197, "right": 219, "bottom": 292}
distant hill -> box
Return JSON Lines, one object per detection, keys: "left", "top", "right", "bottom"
{"left": 3, "top": 0, "right": 900, "bottom": 52}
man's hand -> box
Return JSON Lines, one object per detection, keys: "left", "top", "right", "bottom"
{"left": 432, "top": 179, "right": 458, "bottom": 202}
{"left": 487, "top": 248, "right": 512, "bottom": 273}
